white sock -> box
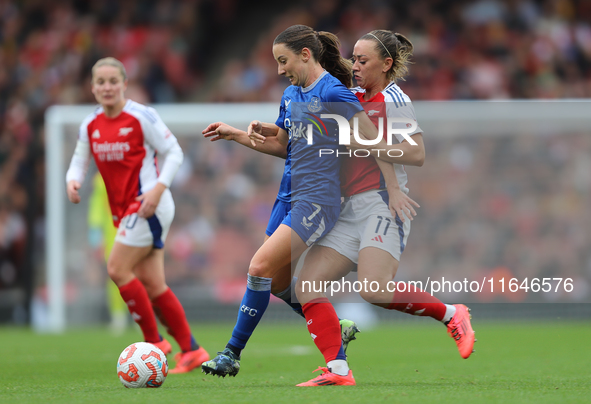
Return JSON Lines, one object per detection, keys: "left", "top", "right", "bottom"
{"left": 441, "top": 304, "right": 457, "bottom": 324}
{"left": 327, "top": 359, "right": 349, "bottom": 376}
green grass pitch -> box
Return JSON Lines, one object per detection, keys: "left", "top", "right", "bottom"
{"left": 2, "top": 321, "right": 590, "bottom": 403}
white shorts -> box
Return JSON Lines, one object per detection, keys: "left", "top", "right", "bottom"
{"left": 316, "top": 189, "right": 411, "bottom": 264}
{"left": 115, "top": 189, "right": 175, "bottom": 248}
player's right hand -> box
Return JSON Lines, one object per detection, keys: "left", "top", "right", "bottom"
{"left": 202, "top": 122, "right": 235, "bottom": 141}
{"left": 67, "top": 180, "right": 82, "bottom": 204}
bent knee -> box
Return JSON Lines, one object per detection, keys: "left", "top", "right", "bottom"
{"left": 358, "top": 281, "right": 389, "bottom": 304}
{"left": 248, "top": 260, "right": 274, "bottom": 278}
{"left": 107, "top": 261, "right": 132, "bottom": 286}
{"left": 294, "top": 282, "right": 310, "bottom": 304}
{"left": 359, "top": 290, "right": 381, "bottom": 304}
{"left": 294, "top": 280, "right": 306, "bottom": 299}
{"left": 294, "top": 278, "right": 330, "bottom": 304}
{"left": 106, "top": 259, "right": 123, "bottom": 280}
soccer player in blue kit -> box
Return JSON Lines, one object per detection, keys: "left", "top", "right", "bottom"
{"left": 201, "top": 25, "right": 417, "bottom": 378}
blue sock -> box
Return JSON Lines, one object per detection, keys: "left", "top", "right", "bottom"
{"left": 227, "top": 274, "right": 272, "bottom": 356}
{"left": 189, "top": 335, "right": 200, "bottom": 351}
{"left": 335, "top": 345, "right": 347, "bottom": 361}
{"left": 274, "top": 280, "right": 304, "bottom": 318}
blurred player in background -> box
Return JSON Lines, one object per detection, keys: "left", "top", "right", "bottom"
{"left": 201, "top": 25, "right": 414, "bottom": 378}
{"left": 87, "top": 172, "right": 128, "bottom": 334}
{"left": 294, "top": 30, "right": 475, "bottom": 386}
{"left": 66, "top": 57, "right": 208, "bottom": 373}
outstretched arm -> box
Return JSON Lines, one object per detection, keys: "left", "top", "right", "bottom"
{"left": 203, "top": 121, "right": 288, "bottom": 159}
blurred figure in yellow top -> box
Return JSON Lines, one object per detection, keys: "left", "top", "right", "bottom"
{"left": 88, "top": 172, "right": 128, "bottom": 334}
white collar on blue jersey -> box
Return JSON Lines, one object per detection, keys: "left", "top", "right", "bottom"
{"left": 302, "top": 70, "right": 328, "bottom": 93}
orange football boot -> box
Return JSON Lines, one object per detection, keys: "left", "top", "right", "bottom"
{"left": 169, "top": 347, "right": 210, "bottom": 374}
{"left": 151, "top": 339, "right": 172, "bottom": 355}
{"left": 296, "top": 367, "right": 356, "bottom": 387}
{"left": 447, "top": 304, "right": 476, "bottom": 359}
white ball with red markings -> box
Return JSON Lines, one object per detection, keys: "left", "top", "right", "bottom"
{"left": 117, "top": 342, "right": 168, "bottom": 388}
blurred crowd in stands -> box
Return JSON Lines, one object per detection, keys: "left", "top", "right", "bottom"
{"left": 1, "top": 0, "right": 591, "bottom": 315}
{"left": 404, "top": 131, "right": 591, "bottom": 302}
{"left": 213, "top": 0, "right": 591, "bottom": 101}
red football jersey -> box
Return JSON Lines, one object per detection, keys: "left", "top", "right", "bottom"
{"left": 340, "top": 82, "right": 422, "bottom": 197}
{"left": 78, "top": 100, "right": 178, "bottom": 226}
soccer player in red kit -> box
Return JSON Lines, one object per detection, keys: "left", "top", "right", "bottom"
{"left": 66, "top": 57, "right": 208, "bottom": 373}
{"left": 294, "top": 31, "right": 475, "bottom": 386}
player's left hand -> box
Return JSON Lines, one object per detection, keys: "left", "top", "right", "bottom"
{"left": 136, "top": 183, "right": 166, "bottom": 218}
{"left": 247, "top": 120, "right": 265, "bottom": 147}
{"left": 386, "top": 185, "right": 419, "bottom": 223}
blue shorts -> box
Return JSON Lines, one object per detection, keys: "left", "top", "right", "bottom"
{"left": 265, "top": 198, "right": 340, "bottom": 247}
{"left": 265, "top": 199, "right": 291, "bottom": 237}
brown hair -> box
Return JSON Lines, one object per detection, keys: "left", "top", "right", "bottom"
{"left": 274, "top": 25, "right": 353, "bottom": 88}
{"left": 360, "top": 30, "right": 413, "bottom": 82}
{"left": 91, "top": 57, "right": 127, "bottom": 82}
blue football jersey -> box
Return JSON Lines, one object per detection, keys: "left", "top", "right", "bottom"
{"left": 275, "top": 71, "right": 362, "bottom": 206}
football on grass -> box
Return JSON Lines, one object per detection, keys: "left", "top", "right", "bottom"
{"left": 117, "top": 342, "right": 168, "bottom": 388}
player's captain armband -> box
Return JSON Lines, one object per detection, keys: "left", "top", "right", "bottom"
{"left": 66, "top": 140, "right": 91, "bottom": 184}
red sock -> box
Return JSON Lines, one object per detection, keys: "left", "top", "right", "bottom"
{"left": 152, "top": 288, "right": 194, "bottom": 352}
{"left": 387, "top": 282, "right": 446, "bottom": 321}
{"left": 118, "top": 278, "right": 160, "bottom": 342}
{"left": 302, "top": 298, "right": 346, "bottom": 363}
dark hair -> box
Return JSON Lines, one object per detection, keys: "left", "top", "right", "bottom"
{"left": 274, "top": 25, "right": 353, "bottom": 88}
{"left": 360, "top": 30, "right": 414, "bottom": 82}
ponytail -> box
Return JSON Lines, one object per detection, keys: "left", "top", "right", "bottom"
{"left": 393, "top": 33, "right": 414, "bottom": 80}
{"left": 317, "top": 31, "right": 353, "bottom": 88}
